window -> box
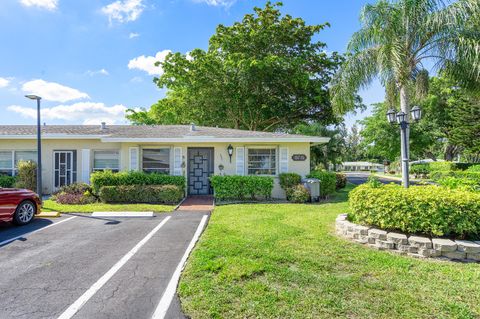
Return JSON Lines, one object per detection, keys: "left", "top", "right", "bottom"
{"left": 247, "top": 148, "right": 276, "bottom": 175}
{"left": 142, "top": 148, "right": 170, "bottom": 174}
{"left": 93, "top": 150, "right": 120, "bottom": 172}
{"left": 0, "top": 150, "right": 37, "bottom": 176}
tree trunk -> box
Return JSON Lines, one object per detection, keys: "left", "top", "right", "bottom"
{"left": 399, "top": 86, "right": 410, "bottom": 187}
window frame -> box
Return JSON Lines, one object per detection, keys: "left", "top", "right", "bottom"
{"left": 92, "top": 149, "right": 121, "bottom": 172}
{"left": 0, "top": 150, "right": 38, "bottom": 176}
{"left": 246, "top": 146, "right": 278, "bottom": 176}
{"left": 141, "top": 147, "right": 172, "bottom": 174}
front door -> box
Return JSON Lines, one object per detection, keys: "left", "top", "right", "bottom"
{"left": 53, "top": 151, "right": 74, "bottom": 191}
{"left": 187, "top": 148, "right": 214, "bottom": 195}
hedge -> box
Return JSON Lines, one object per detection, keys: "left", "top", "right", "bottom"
{"left": 0, "top": 175, "right": 16, "bottom": 188}
{"left": 349, "top": 183, "right": 480, "bottom": 238}
{"left": 410, "top": 163, "right": 430, "bottom": 176}
{"left": 279, "top": 173, "right": 302, "bottom": 190}
{"left": 209, "top": 175, "right": 274, "bottom": 201}
{"left": 430, "top": 170, "right": 480, "bottom": 183}
{"left": 306, "top": 170, "right": 336, "bottom": 197}
{"left": 99, "top": 185, "right": 183, "bottom": 204}
{"left": 90, "top": 170, "right": 186, "bottom": 194}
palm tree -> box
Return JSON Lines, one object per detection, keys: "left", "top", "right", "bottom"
{"left": 332, "top": 0, "right": 480, "bottom": 185}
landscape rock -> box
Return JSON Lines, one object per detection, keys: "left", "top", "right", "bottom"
{"left": 408, "top": 236, "right": 432, "bottom": 249}
{"left": 368, "top": 228, "right": 387, "bottom": 240}
{"left": 466, "top": 253, "right": 480, "bottom": 261}
{"left": 455, "top": 240, "right": 480, "bottom": 253}
{"left": 386, "top": 232, "right": 408, "bottom": 245}
{"left": 442, "top": 251, "right": 466, "bottom": 260}
{"left": 432, "top": 238, "right": 457, "bottom": 252}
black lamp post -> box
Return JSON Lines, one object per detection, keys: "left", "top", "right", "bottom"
{"left": 386, "top": 106, "right": 422, "bottom": 188}
{"left": 25, "top": 95, "right": 42, "bottom": 201}
{"left": 227, "top": 144, "right": 234, "bottom": 163}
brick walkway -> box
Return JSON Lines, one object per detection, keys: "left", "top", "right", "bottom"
{"left": 176, "top": 195, "right": 214, "bottom": 212}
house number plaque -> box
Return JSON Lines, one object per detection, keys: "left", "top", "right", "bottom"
{"left": 291, "top": 154, "right": 307, "bottom": 161}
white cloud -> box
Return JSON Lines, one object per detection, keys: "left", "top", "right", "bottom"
{"left": 0, "top": 77, "right": 10, "bottom": 88}
{"left": 128, "top": 50, "right": 172, "bottom": 76}
{"left": 19, "top": 0, "right": 58, "bottom": 10}
{"left": 193, "top": 0, "right": 236, "bottom": 7}
{"left": 85, "top": 69, "right": 109, "bottom": 76}
{"left": 102, "top": 0, "right": 145, "bottom": 24}
{"left": 8, "top": 102, "right": 127, "bottom": 125}
{"left": 129, "top": 32, "right": 140, "bottom": 39}
{"left": 22, "top": 79, "right": 89, "bottom": 103}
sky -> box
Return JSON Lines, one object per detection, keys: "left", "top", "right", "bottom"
{"left": 0, "top": 0, "right": 383, "bottom": 128}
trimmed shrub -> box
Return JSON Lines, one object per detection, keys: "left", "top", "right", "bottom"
{"left": 286, "top": 184, "right": 310, "bottom": 203}
{"left": 209, "top": 175, "right": 274, "bottom": 201}
{"left": 437, "top": 177, "right": 479, "bottom": 192}
{"left": 466, "top": 165, "right": 480, "bottom": 172}
{"left": 14, "top": 160, "right": 36, "bottom": 192}
{"left": 410, "top": 163, "right": 430, "bottom": 177}
{"left": 306, "top": 170, "right": 336, "bottom": 197}
{"left": 52, "top": 182, "right": 96, "bottom": 205}
{"left": 430, "top": 170, "right": 480, "bottom": 183}
{"left": 335, "top": 173, "right": 347, "bottom": 190}
{"left": 0, "top": 175, "right": 16, "bottom": 188}
{"left": 90, "top": 170, "right": 186, "bottom": 194}
{"left": 349, "top": 183, "right": 480, "bottom": 238}
{"left": 279, "top": 173, "right": 302, "bottom": 190}
{"left": 99, "top": 185, "right": 183, "bottom": 204}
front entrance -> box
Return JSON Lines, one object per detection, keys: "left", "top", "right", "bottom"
{"left": 187, "top": 148, "right": 214, "bottom": 195}
{"left": 53, "top": 151, "right": 76, "bottom": 191}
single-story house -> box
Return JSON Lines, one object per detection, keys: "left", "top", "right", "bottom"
{"left": 337, "top": 161, "right": 384, "bottom": 172}
{"left": 0, "top": 124, "right": 329, "bottom": 198}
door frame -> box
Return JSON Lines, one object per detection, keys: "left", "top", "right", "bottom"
{"left": 53, "top": 150, "right": 74, "bottom": 192}
{"left": 187, "top": 147, "right": 214, "bottom": 195}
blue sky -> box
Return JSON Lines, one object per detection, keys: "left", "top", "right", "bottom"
{"left": 0, "top": 0, "right": 383, "bottom": 127}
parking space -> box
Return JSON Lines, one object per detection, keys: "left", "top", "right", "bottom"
{"left": 0, "top": 212, "right": 208, "bottom": 319}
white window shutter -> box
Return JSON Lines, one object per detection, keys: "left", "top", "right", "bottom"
{"left": 81, "top": 149, "right": 91, "bottom": 183}
{"left": 173, "top": 147, "right": 183, "bottom": 176}
{"left": 236, "top": 147, "right": 245, "bottom": 175}
{"left": 279, "top": 147, "right": 289, "bottom": 173}
{"left": 129, "top": 147, "right": 139, "bottom": 171}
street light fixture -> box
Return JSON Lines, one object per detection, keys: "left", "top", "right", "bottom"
{"left": 25, "top": 94, "right": 42, "bottom": 202}
{"left": 386, "top": 106, "right": 422, "bottom": 188}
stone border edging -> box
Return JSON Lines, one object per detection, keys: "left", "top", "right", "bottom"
{"left": 335, "top": 214, "right": 480, "bottom": 262}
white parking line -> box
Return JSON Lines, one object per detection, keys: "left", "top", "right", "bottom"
{"left": 57, "top": 216, "right": 172, "bottom": 319}
{"left": 151, "top": 214, "right": 208, "bottom": 319}
{"left": 0, "top": 216, "right": 77, "bottom": 247}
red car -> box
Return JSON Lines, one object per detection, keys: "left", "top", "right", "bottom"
{"left": 0, "top": 188, "right": 41, "bottom": 225}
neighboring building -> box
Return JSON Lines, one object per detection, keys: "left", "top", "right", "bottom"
{"left": 0, "top": 124, "right": 329, "bottom": 198}
{"left": 337, "top": 161, "right": 384, "bottom": 172}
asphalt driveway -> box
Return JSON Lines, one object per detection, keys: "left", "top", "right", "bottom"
{"left": 0, "top": 212, "right": 209, "bottom": 319}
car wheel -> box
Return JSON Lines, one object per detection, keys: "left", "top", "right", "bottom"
{"left": 13, "top": 200, "right": 36, "bottom": 226}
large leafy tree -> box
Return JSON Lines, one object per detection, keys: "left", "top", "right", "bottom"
{"left": 331, "top": 0, "right": 480, "bottom": 175}
{"left": 127, "top": 2, "right": 343, "bottom": 131}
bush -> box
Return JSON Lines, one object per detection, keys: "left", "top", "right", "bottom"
{"left": 209, "top": 175, "right": 274, "bottom": 201}
{"left": 335, "top": 173, "right": 347, "bottom": 190}
{"left": 430, "top": 170, "right": 480, "bottom": 183}
{"left": 90, "top": 170, "right": 186, "bottom": 194}
{"left": 52, "top": 182, "right": 97, "bottom": 205}
{"left": 466, "top": 165, "right": 480, "bottom": 172}
{"left": 14, "top": 161, "right": 36, "bottom": 192}
{"left": 306, "top": 170, "right": 336, "bottom": 197}
{"left": 410, "top": 163, "right": 430, "bottom": 177}
{"left": 437, "top": 177, "right": 479, "bottom": 192}
{"left": 0, "top": 175, "right": 16, "bottom": 188}
{"left": 279, "top": 173, "right": 302, "bottom": 190}
{"left": 99, "top": 185, "right": 183, "bottom": 204}
{"left": 349, "top": 183, "right": 480, "bottom": 238}
{"left": 286, "top": 184, "right": 310, "bottom": 203}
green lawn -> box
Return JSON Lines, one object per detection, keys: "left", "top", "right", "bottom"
{"left": 42, "top": 199, "right": 175, "bottom": 213}
{"left": 179, "top": 184, "right": 480, "bottom": 319}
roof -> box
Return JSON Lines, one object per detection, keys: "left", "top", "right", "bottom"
{"left": 342, "top": 161, "right": 384, "bottom": 166}
{"left": 0, "top": 125, "right": 329, "bottom": 144}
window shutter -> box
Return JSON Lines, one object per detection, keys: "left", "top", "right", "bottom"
{"left": 279, "top": 147, "right": 289, "bottom": 173}
{"left": 129, "top": 147, "right": 139, "bottom": 171}
{"left": 81, "top": 149, "right": 90, "bottom": 183}
{"left": 236, "top": 147, "right": 245, "bottom": 175}
{"left": 173, "top": 147, "right": 183, "bottom": 176}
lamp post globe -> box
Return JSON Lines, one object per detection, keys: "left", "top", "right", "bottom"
{"left": 386, "top": 109, "right": 397, "bottom": 124}
{"left": 411, "top": 105, "right": 422, "bottom": 121}
{"left": 396, "top": 111, "right": 407, "bottom": 124}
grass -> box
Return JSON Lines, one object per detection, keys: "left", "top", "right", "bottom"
{"left": 42, "top": 199, "right": 175, "bottom": 213}
{"left": 179, "top": 184, "right": 480, "bottom": 319}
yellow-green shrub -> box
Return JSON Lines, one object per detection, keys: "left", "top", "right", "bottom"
{"left": 209, "top": 175, "right": 274, "bottom": 201}
{"left": 349, "top": 183, "right": 480, "bottom": 238}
